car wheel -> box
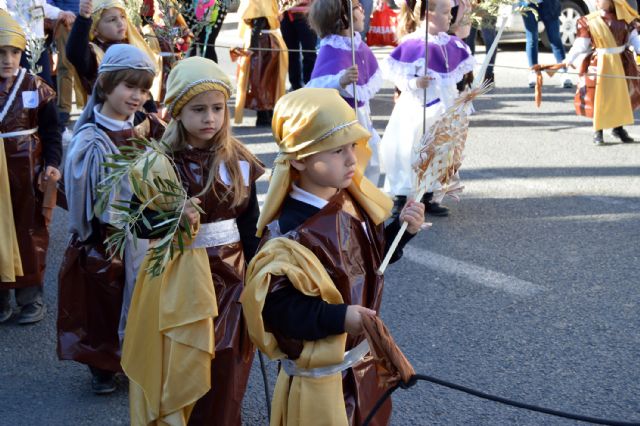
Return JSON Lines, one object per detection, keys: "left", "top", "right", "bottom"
{"left": 541, "top": 0, "right": 586, "bottom": 49}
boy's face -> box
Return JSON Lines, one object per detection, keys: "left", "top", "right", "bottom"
{"left": 177, "top": 90, "right": 226, "bottom": 147}
{"left": 292, "top": 142, "right": 358, "bottom": 196}
{"left": 428, "top": 0, "right": 452, "bottom": 34}
{"left": 95, "top": 7, "right": 127, "bottom": 42}
{"left": 101, "top": 80, "right": 148, "bottom": 121}
{"left": 0, "top": 46, "right": 22, "bottom": 79}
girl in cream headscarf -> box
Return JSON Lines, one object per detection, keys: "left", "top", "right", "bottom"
{"left": 66, "top": 0, "right": 162, "bottom": 110}
{"left": 122, "top": 56, "right": 264, "bottom": 426}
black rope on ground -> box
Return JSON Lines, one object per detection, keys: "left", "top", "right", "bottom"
{"left": 257, "top": 351, "right": 272, "bottom": 421}
{"left": 362, "top": 374, "right": 640, "bottom": 426}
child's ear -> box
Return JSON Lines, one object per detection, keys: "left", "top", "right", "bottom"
{"left": 290, "top": 159, "right": 306, "bottom": 172}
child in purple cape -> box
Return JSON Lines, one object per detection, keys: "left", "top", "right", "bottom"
{"left": 306, "top": 0, "right": 384, "bottom": 185}
{"left": 380, "top": 0, "right": 475, "bottom": 216}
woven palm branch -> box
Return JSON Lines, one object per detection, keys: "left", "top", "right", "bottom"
{"left": 377, "top": 82, "right": 492, "bottom": 275}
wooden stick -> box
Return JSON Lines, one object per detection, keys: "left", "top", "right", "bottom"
{"left": 423, "top": 4, "right": 429, "bottom": 133}
{"left": 349, "top": 0, "right": 359, "bottom": 117}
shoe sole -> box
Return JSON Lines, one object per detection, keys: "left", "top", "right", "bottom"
{"left": 0, "top": 310, "right": 12, "bottom": 323}
{"left": 92, "top": 386, "right": 117, "bottom": 395}
{"left": 17, "top": 305, "right": 47, "bottom": 325}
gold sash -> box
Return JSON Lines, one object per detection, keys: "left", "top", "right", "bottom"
{"left": 0, "top": 139, "right": 23, "bottom": 282}
{"left": 121, "top": 153, "right": 217, "bottom": 426}
{"left": 587, "top": 12, "right": 634, "bottom": 130}
{"left": 240, "top": 237, "right": 349, "bottom": 426}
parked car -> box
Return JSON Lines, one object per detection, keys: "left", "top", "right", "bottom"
{"left": 498, "top": 0, "right": 596, "bottom": 49}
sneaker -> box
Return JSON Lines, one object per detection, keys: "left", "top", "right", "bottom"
{"left": 392, "top": 195, "right": 407, "bottom": 218}
{"left": 0, "top": 304, "right": 12, "bottom": 323}
{"left": 91, "top": 373, "right": 117, "bottom": 395}
{"left": 17, "top": 302, "right": 46, "bottom": 325}
{"left": 612, "top": 126, "right": 634, "bottom": 143}
{"left": 528, "top": 71, "right": 537, "bottom": 88}
{"left": 426, "top": 201, "right": 449, "bottom": 217}
{"left": 560, "top": 77, "right": 573, "bottom": 89}
{"left": 593, "top": 130, "right": 604, "bottom": 145}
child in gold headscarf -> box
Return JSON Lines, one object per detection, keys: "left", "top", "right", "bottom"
{"left": 240, "top": 88, "right": 424, "bottom": 426}
{"left": 121, "top": 57, "right": 264, "bottom": 426}
{"left": 66, "top": 0, "right": 161, "bottom": 111}
{"left": 564, "top": 0, "right": 640, "bottom": 145}
{"left": 0, "top": 10, "right": 61, "bottom": 325}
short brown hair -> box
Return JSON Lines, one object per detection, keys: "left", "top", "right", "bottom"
{"left": 95, "top": 68, "right": 154, "bottom": 102}
{"left": 308, "top": 0, "right": 348, "bottom": 38}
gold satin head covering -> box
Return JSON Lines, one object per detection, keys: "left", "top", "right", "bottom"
{"left": 613, "top": 0, "right": 639, "bottom": 23}
{"left": 90, "top": 0, "right": 158, "bottom": 60}
{"left": 256, "top": 88, "right": 393, "bottom": 237}
{"left": 163, "top": 56, "right": 232, "bottom": 117}
{"left": 0, "top": 10, "right": 26, "bottom": 51}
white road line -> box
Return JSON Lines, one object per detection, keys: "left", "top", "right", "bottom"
{"left": 403, "top": 246, "right": 545, "bottom": 296}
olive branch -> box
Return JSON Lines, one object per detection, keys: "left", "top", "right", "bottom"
{"left": 96, "top": 138, "right": 204, "bottom": 277}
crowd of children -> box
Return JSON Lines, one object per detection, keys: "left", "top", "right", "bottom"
{"left": 1, "top": 0, "right": 639, "bottom": 424}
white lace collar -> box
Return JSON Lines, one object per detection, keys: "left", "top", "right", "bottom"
{"left": 403, "top": 30, "right": 451, "bottom": 45}
{"left": 320, "top": 33, "right": 362, "bottom": 51}
{"left": 290, "top": 183, "right": 329, "bottom": 209}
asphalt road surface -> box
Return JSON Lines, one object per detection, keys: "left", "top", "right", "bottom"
{"left": 1, "top": 24, "right": 639, "bottom": 425}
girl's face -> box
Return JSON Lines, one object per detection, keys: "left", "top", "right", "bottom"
{"left": 178, "top": 90, "right": 226, "bottom": 149}
{"left": 95, "top": 8, "right": 127, "bottom": 42}
{"left": 352, "top": 3, "right": 365, "bottom": 33}
{"left": 596, "top": 0, "right": 613, "bottom": 11}
{"left": 101, "top": 81, "right": 148, "bottom": 121}
{"left": 428, "top": 0, "right": 452, "bottom": 34}
{"left": 0, "top": 46, "right": 21, "bottom": 79}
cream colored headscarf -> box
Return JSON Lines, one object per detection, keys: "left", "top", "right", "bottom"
{"left": 162, "top": 56, "right": 232, "bottom": 145}
{"left": 163, "top": 56, "right": 232, "bottom": 117}
{"left": 0, "top": 9, "right": 26, "bottom": 51}
{"left": 256, "top": 88, "right": 393, "bottom": 237}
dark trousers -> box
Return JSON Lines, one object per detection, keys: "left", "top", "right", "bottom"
{"left": 189, "top": 9, "right": 228, "bottom": 63}
{"left": 0, "top": 286, "right": 44, "bottom": 308}
{"left": 465, "top": 20, "right": 498, "bottom": 78}
{"left": 281, "top": 12, "right": 317, "bottom": 90}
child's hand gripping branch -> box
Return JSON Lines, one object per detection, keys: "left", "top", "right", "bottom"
{"left": 79, "top": 0, "right": 93, "bottom": 18}
{"left": 399, "top": 199, "right": 425, "bottom": 234}
{"left": 345, "top": 305, "right": 377, "bottom": 335}
{"left": 339, "top": 65, "right": 359, "bottom": 88}
{"left": 181, "top": 197, "right": 201, "bottom": 227}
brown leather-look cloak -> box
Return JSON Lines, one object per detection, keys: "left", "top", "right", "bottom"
{"left": 0, "top": 72, "right": 57, "bottom": 289}
{"left": 265, "top": 190, "right": 393, "bottom": 426}
{"left": 574, "top": 12, "right": 640, "bottom": 118}
{"left": 57, "top": 114, "right": 165, "bottom": 373}
{"left": 174, "top": 148, "right": 265, "bottom": 426}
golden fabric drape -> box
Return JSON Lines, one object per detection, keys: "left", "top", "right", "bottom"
{"left": 121, "top": 153, "right": 217, "bottom": 426}
{"left": 0, "top": 139, "right": 23, "bottom": 282}
{"left": 587, "top": 12, "right": 634, "bottom": 130}
{"left": 240, "top": 237, "right": 350, "bottom": 426}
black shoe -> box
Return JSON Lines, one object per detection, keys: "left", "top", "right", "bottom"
{"left": 0, "top": 304, "right": 12, "bottom": 323}
{"left": 593, "top": 130, "right": 604, "bottom": 145}
{"left": 17, "top": 302, "right": 46, "bottom": 325}
{"left": 484, "top": 74, "right": 495, "bottom": 86}
{"left": 426, "top": 201, "right": 449, "bottom": 217}
{"left": 612, "top": 127, "right": 634, "bottom": 143}
{"left": 255, "top": 110, "right": 272, "bottom": 127}
{"left": 91, "top": 372, "right": 117, "bottom": 395}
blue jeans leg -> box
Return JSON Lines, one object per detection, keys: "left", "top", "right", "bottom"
{"left": 542, "top": 15, "right": 566, "bottom": 62}
{"left": 522, "top": 10, "right": 539, "bottom": 66}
